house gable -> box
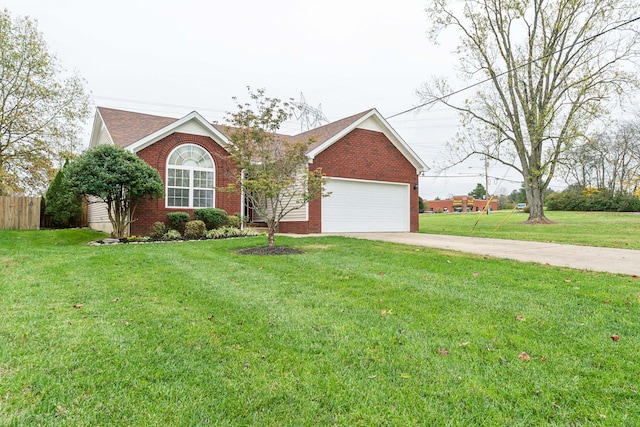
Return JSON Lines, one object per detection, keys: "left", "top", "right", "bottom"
{"left": 305, "top": 109, "right": 428, "bottom": 174}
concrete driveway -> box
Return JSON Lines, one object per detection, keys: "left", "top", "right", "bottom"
{"left": 333, "top": 233, "right": 640, "bottom": 276}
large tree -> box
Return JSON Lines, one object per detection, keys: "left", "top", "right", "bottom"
{"left": 0, "top": 9, "right": 90, "bottom": 196}
{"left": 65, "top": 145, "right": 164, "bottom": 238}
{"left": 419, "top": 0, "right": 640, "bottom": 223}
{"left": 223, "top": 88, "right": 326, "bottom": 248}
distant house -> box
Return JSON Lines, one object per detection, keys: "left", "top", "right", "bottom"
{"left": 426, "top": 196, "right": 498, "bottom": 213}
{"left": 87, "top": 107, "right": 428, "bottom": 236}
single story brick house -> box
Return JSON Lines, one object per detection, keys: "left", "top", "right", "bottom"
{"left": 87, "top": 106, "right": 428, "bottom": 236}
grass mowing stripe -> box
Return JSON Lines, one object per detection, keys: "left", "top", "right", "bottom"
{"left": 0, "top": 231, "right": 638, "bottom": 425}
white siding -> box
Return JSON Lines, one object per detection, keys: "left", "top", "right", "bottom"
{"left": 87, "top": 197, "right": 113, "bottom": 235}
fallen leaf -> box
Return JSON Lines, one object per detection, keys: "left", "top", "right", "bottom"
{"left": 611, "top": 334, "right": 620, "bottom": 342}
{"left": 540, "top": 357, "right": 547, "bottom": 362}
{"left": 400, "top": 373, "right": 410, "bottom": 378}
{"left": 564, "top": 279, "right": 572, "bottom": 283}
{"left": 111, "top": 298, "right": 119, "bottom": 303}
{"left": 379, "top": 272, "right": 385, "bottom": 276}
{"left": 515, "top": 314, "right": 526, "bottom": 322}
{"left": 604, "top": 301, "right": 611, "bottom": 305}
{"left": 632, "top": 275, "right": 638, "bottom": 279}
{"left": 552, "top": 402, "right": 561, "bottom": 409}
{"left": 460, "top": 342, "right": 470, "bottom": 347}
{"left": 446, "top": 260, "right": 451, "bottom": 264}
{"left": 73, "top": 303, "right": 84, "bottom": 309}
{"left": 437, "top": 348, "right": 449, "bottom": 356}
{"left": 207, "top": 315, "right": 214, "bottom": 321}
{"left": 368, "top": 375, "right": 377, "bottom": 379}
{"left": 472, "top": 272, "right": 479, "bottom": 277}
{"left": 380, "top": 310, "right": 387, "bottom": 316}
{"left": 518, "top": 351, "right": 531, "bottom": 361}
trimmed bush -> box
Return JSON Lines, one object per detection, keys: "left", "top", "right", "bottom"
{"left": 226, "top": 214, "right": 241, "bottom": 229}
{"left": 45, "top": 160, "right": 84, "bottom": 228}
{"left": 194, "top": 208, "right": 228, "bottom": 230}
{"left": 148, "top": 221, "right": 167, "bottom": 239}
{"left": 167, "top": 212, "right": 190, "bottom": 233}
{"left": 184, "top": 220, "right": 206, "bottom": 240}
{"left": 162, "top": 229, "right": 182, "bottom": 241}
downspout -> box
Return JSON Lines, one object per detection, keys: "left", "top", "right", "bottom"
{"left": 240, "top": 169, "right": 245, "bottom": 231}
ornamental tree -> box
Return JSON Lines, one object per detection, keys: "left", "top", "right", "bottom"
{"left": 223, "top": 88, "right": 327, "bottom": 248}
{"left": 0, "top": 9, "right": 90, "bottom": 195}
{"left": 65, "top": 144, "right": 164, "bottom": 238}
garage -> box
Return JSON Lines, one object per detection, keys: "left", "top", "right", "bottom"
{"left": 322, "top": 178, "right": 410, "bottom": 232}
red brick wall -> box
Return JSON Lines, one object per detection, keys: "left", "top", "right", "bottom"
{"left": 291, "top": 128, "right": 420, "bottom": 233}
{"left": 131, "top": 132, "right": 241, "bottom": 236}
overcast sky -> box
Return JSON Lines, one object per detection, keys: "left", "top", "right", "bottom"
{"left": 4, "top": 0, "right": 529, "bottom": 198}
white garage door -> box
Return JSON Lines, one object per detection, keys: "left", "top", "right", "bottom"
{"left": 322, "top": 178, "right": 410, "bottom": 232}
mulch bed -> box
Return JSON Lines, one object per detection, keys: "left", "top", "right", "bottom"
{"left": 237, "top": 246, "right": 305, "bottom": 256}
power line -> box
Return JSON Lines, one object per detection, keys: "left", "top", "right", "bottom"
{"left": 386, "top": 14, "right": 640, "bottom": 120}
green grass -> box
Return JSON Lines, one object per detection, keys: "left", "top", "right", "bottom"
{"left": 421, "top": 210, "right": 640, "bottom": 249}
{"left": 1, "top": 229, "right": 639, "bottom": 425}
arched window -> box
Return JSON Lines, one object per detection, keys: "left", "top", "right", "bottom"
{"left": 166, "top": 144, "right": 215, "bottom": 208}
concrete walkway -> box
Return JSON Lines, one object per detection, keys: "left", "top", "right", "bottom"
{"left": 333, "top": 233, "right": 640, "bottom": 276}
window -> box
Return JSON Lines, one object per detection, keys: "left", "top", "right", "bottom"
{"left": 166, "top": 144, "right": 215, "bottom": 208}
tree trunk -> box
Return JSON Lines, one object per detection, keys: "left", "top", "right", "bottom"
{"left": 267, "top": 220, "right": 276, "bottom": 248}
{"left": 524, "top": 178, "right": 553, "bottom": 224}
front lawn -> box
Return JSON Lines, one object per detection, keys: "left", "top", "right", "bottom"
{"left": 420, "top": 210, "right": 640, "bottom": 249}
{"left": 1, "top": 230, "right": 638, "bottom": 425}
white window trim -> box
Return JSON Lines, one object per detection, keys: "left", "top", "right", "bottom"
{"left": 165, "top": 144, "right": 216, "bottom": 209}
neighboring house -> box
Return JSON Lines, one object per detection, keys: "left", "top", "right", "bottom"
{"left": 88, "top": 106, "right": 428, "bottom": 236}
{"left": 426, "top": 196, "right": 498, "bottom": 213}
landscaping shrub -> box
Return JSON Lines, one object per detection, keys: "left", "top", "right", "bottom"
{"left": 167, "top": 212, "right": 190, "bottom": 232}
{"left": 418, "top": 197, "right": 425, "bottom": 213}
{"left": 205, "top": 226, "right": 259, "bottom": 240}
{"left": 148, "top": 221, "right": 167, "bottom": 239}
{"left": 184, "top": 220, "right": 206, "bottom": 239}
{"left": 226, "top": 214, "right": 241, "bottom": 229}
{"left": 194, "top": 208, "right": 228, "bottom": 230}
{"left": 45, "top": 160, "right": 83, "bottom": 228}
{"left": 546, "top": 190, "right": 640, "bottom": 212}
{"left": 162, "top": 229, "right": 182, "bottom": 241}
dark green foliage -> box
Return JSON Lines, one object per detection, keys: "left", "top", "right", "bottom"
{"left": 64, "top": 144, "right": 164, "bottom": 238}
{"left": 546, "top": 190, "right": 640, "bottom": 212}
{"left": 167, "top": 212, "right": 191, "bottom": 232}
{"left": 184, "top": 220, "right": 206, "bottom": 240}
{"left": 44, "top": 160, "right": 83, "bottom": 228}
{"left": 194, "top": 208, "right": 228, "bottom": 230}
{"left": 148, "top": 221, "right": 167, "bottom": 239}
{"left": 468, "top": 183, "right": 486, "bottom": 199}
{"left": 418, "top": 197, "right": 425, "bottom": 213}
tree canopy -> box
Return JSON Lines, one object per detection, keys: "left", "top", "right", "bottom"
{"left": 468, "top": 183, "right": 486, "bottom": 200}
{"left": 419, "top": 0, "right": 640, "bottom": 223}
{"left": 223, "top": 88, "right": 326, "bottom": 248}
{"left": 65, "top": 144, "right": 164, "bottom": 238}
{"left": 0, "top": 9, "right": 91, "bottom": 195}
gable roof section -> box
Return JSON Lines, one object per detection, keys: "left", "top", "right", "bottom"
{"left": 304, "top": 109, "right": 428, "bottom": 173}
{"left": 94, "top": 107, "right": 231, "bottom": 153}
{"left": 96, "top": 107, "right": 178, "bottom": 148}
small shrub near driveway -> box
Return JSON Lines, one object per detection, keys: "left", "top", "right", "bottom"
{"left": 162, "top": 229, "right": 182, "bottom": 241}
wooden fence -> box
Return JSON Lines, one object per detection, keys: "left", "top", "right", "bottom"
{"left": 0, "top": 196, "right": 41, "bottom": 230}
